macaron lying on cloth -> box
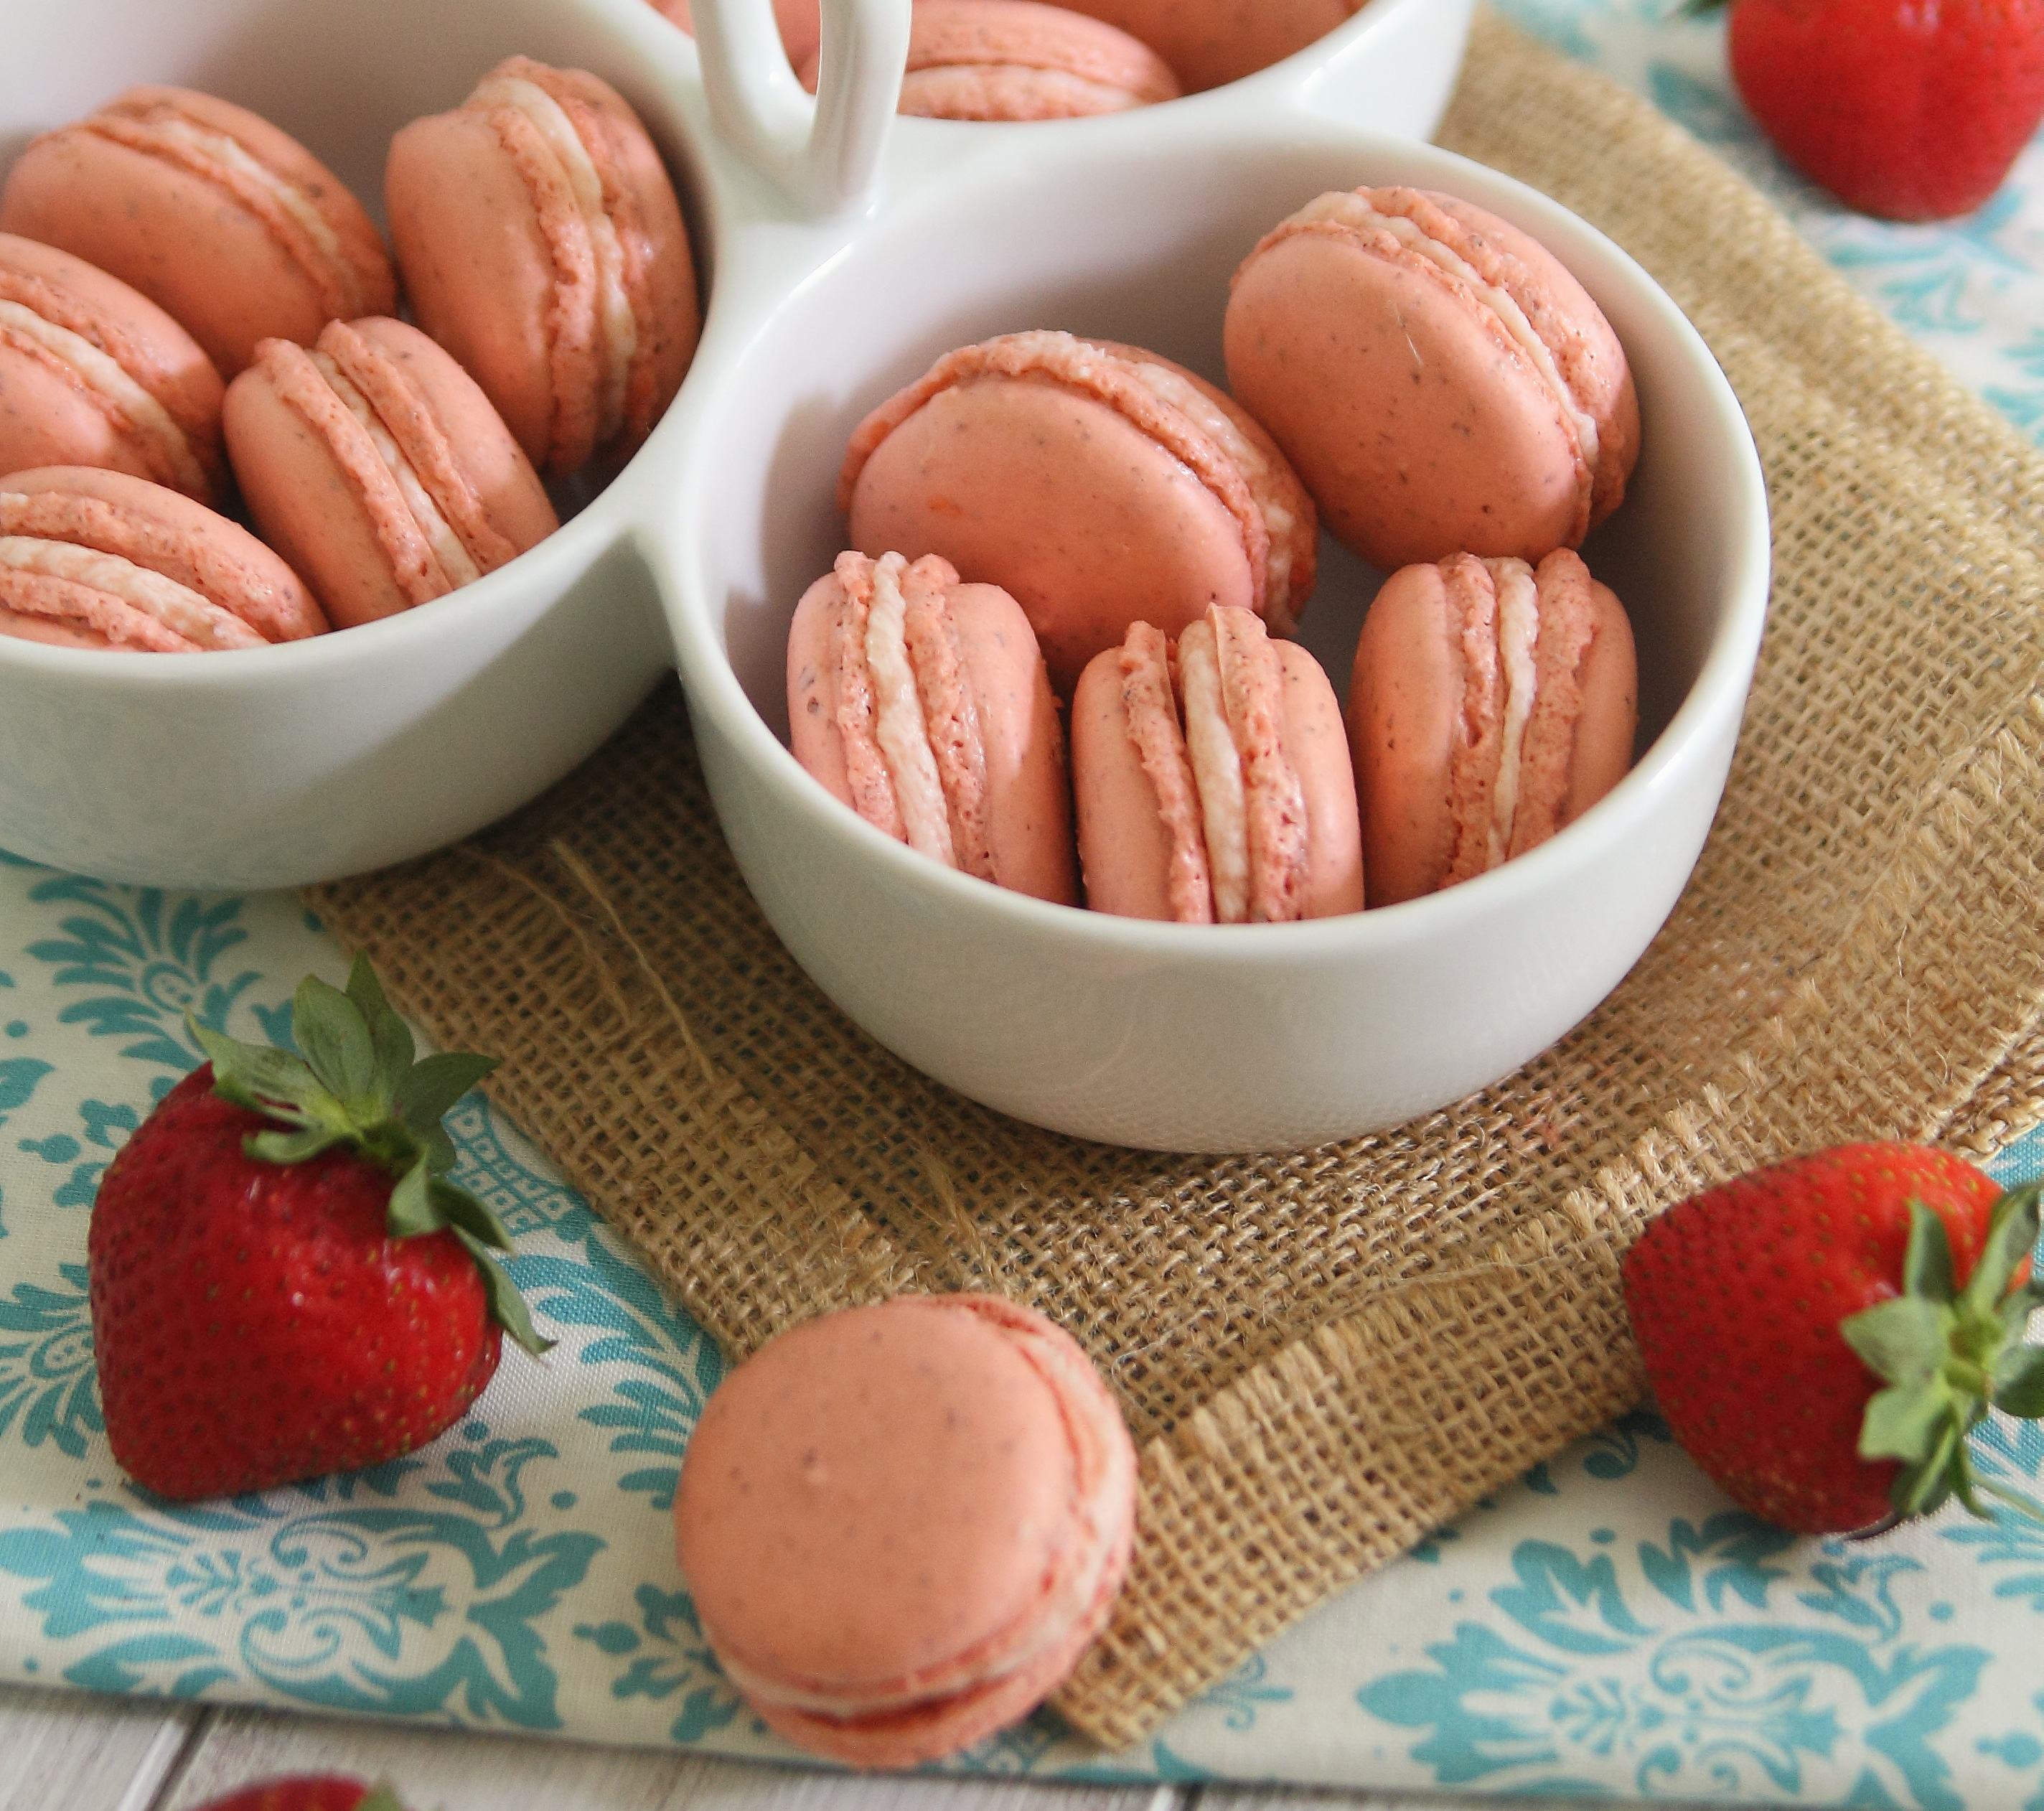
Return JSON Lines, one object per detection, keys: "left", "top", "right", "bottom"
{"left": 1349, "top": 548, "right": 1638, "bottom": 907}
{"left": 1072, "top": 602, "right": 1362, "bottom": 921}
{"left": 672, "top": 1293, "right": 1138, "bottom": 1768}
{"left": 0, "top": 465, "right": 324, "bottom": 652}
{"left": 1224, "top": 186, "right": 1640, "bottom": 573}
{"left": 787, "top": 550, "right": 1077, "bottom": 902}
{"left": 801, "top": 0, "right": 1182, "bottom": 120}
{"left": 0, "top": 234, "right": 225, "bottom": 505}
{"left": 223, "top": 317, "right": 556, "bottom": 630}
{"left": 385, "top": 57, "right": 702, "bottom": 480}
{"left": 840, "top": 329, "right": 1316, "bottom": 696}
{"left": 0, "top": 85, "right": 395, "bottom": 380}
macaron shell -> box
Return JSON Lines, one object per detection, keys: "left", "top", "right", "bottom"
{"left": 674, "top": 1299, "right": 1086, "bottom": 1696}
{"left": 947, "top": 580, "right": 1078, "bottom": 902}
{"left": 1511, "top": 552, "right": 1637, "bottom": 850}
{"left": 1, "top": 87, "right": 394, "bottom": 378}
{"left": 847, "top": 373, "right": 1258, "bottom": 696}
{"left": 1347, "top": 559, "right": 1464, "bottom": 908}
{"left": 1276, "top": 640, "right": 1364, "bottom": 917}
{"left": 385, "top": 109, "right": 565, "bottom": 467}
{"left": 0, "top": 234, "right": 225, "bottom": 501}
{"left": 0, "top": 464, "right": 324, "bottom": 645}
{"left": 1225, "top": 220, "right": 1585, "bottom": 571}
{"left": 1056, "top": 0, "right": 1361, "bottom": 91}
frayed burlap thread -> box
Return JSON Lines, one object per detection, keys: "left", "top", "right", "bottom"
{"left": 306, "top": 13, "right": 2044, "bottom": 1751}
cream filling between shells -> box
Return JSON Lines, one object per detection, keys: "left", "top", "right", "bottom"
{"left": 1483, "top": 556, "right": 1541, "bottom": 869}
{"left": 1127, "top": 357, "right": 1298, "bottom": 612}
{"left": 863, "top": 551, "right": 957, "bottom": 867}
{"left": 1175, "top": 619, "right": 1251, "bottom": 925}
{"left": 309, "top": 350, "right": 479, "bottom": 590}
{"left": 147, "top": 116, "right": 357, "bottom": 311}
{"left": 1297, "top": 192, "right": 1600, "bottom": 473}
{"left": 0, "top": 300, "right": 208, "bottom": 497}
{"left": 472, "top": 73, "right": 637, "bottom": 446}
{"left": 0, "top": 530, "right": 261, "bottom": 649}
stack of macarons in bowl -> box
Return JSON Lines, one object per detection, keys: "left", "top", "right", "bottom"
{"left": 0, "top": 0, "right": 1473, "bottom": 891}
{"left": 0, "top": 0, "right": 726, "bottom": 887}
{"left": 660, "top": 42, "right": 1772, "bottom": 1153}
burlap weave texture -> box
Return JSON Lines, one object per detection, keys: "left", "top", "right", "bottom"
{"left": 306, "top": 14, "right": 2044, "bottom": 1750}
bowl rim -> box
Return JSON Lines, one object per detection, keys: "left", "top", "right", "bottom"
{"left": 657, "top": 116, "right": 1773, "bottom": 967}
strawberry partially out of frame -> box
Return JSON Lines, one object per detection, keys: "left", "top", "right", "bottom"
{"left": 1622, "top": 1143, "right": 2044, "bottom": 1534}
{"left": 1696, "top": 0, "right": 2044, "bottom": 222}
{"left": 88, "top": 954, "right": 550, "bottom": 1502}
{"left": 190, "top": 1779, "right": 403, "bottom": 1811}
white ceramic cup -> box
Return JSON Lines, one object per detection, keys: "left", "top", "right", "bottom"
{"left": 662, "top": 9, "right": 1771, "bottom": 1152}
{"left": 0, "top": 0, "right": 1471, "bottom": 889}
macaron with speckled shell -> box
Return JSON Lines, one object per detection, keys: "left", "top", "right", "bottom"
{"left": 841, "top": 329, "right": 1316, "bottom": 696}
{"left": 788, "top": 550, "right": 1077, "bottom": 902}
{"left": 223, "top": 317, "right": 556, "bottom": 630}
{"left": 385, "top": 57, "right": 700, "bottom": 480}
{"left": 0, "top": 87, "right": 395, "bottom": 380}
{"left": 1072, "top": 603, "right": 1361, "bottom": 922}
{"left": 1349, "top": 548, "right": 1637, "bottom": 907}
{"left": 801, "top": 0, "right": 1180, "bottom": 120}
{"left": 672, "top": 1293, "right": 1138, "bottom": 1768}
{"left": 0, "top": 465, "right": 324, "bottom": 652}
{"left": 1224, "top": 187, "right": 1641, "bottom": 574}
{"left": 0, "top": 234, "right": 225, "bottom": 505}
{"left": 1056, "top": 0, "right": 1364, "bottom": 91}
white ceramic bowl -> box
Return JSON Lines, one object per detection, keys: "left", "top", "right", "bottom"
{"left": 664, "top": 17, "right": 1771, "bottom": 1151}
{"left": 0, "top": 0, "right": 1473, "bottom": 888}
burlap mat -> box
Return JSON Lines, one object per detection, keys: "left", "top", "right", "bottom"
{"left": 304, "top": 13, "right": 2044, "bottom": 1751}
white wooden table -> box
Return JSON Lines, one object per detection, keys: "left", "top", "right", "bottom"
{"left": 1, "top": 1680, "right": 1480, "bottom": 1810}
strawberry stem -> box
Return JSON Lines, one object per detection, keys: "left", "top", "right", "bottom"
{"left": 187, "top": 953, "right": 553, "bottom": 1357}
{"left": 1843, "top": 1186, "right": 2044, "bottom": 1527}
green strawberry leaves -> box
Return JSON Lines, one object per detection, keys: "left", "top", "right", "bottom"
{"left": 189, "top": 953, "right": 552, "bottom": 1357}
{"left": 1843, "top": 1184, "right": 2043, "bottom": 1526}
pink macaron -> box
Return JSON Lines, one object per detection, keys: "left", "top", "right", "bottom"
{"left": 650, "top": 0, "right": 824, "bottom": 70}
{"left": 222, "top": 317, "right": 556, "bottom": 631}
{"left": 788, "top": 549, "right": 1078, "bottom": 903}
{"left": 672, "top": 1293, "right": 1138, "bottom": 1768}
{"left": 800, "top": 1, "right": 1181, "bottom": 120}
{"left": 0, "top": 465, "right": 324, "bottom": 652}
{"left": 385, "top": 57, "right": 702, "bottom": 482}
{"left": 1056, "top": 0, "right": 1363, "bottom": 92}
{"left": 1072, "top": 603, "right": 1361, "bottom": 922}
{"left": 840, "top": 329, "right": 1317, "bottom": 697}
{"left": 1349, "top": 548, "right": 1638, "bottom": 907}
{"left": 0, "top": 86, "right": 395, "bottom": 380}
{"left": 0, "top": 234, "right": 225, "bottom": 505}
{"left": 1224, "top": 187, "right": 1641, "bottom": 574}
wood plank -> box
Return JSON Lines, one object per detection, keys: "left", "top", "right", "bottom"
{"left": 0, "top": 1682, "right": 199, "bottom": 1811}
{"left": 158, "top": 1708, "right": 1181, "bottom": 1811}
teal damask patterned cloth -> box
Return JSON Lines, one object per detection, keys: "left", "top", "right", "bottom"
{"left": 4, "top": 6, "right": 2044, "bottom": 1802}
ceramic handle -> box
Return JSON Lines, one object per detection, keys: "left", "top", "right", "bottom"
{"left": 693, "top": 0, "right": 909, "bottom": 217}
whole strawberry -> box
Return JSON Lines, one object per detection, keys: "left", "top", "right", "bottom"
{"left": 1623, "top": 1143, "right": 2044, "bottom": 1532}
{"left": 192, "top": 1779, "right": 403, "bottom": 1811}
{"left": 90, "top": 955, "right": 548, "bottom": 1502}
{"left": 1702, "top": 0, "right": 2044, "bottom": 221}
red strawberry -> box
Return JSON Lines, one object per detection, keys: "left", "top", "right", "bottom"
{"left": 191, "top": 1779, "right": 403, "bottom": 1811}
{"left": 1622, "top": 1143, "right": 2044, "bottom": 1532}
{"left": 90, "top": 955, "right": 549, "bottom": 1501}
{"left": 1703, "top": 0, "right": 2044, "bottom": 221}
